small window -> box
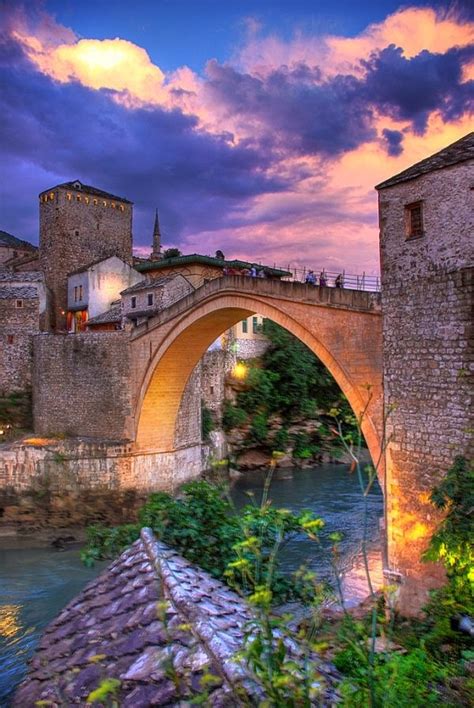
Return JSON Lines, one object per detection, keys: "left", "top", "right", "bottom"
{"left": 84, "top": 196, "right": 89, "bottom": 204}
{"left": 111, "top": 202, "right": 116, "bottom": 209}
{"left": 252, "top": 316, "right": 259, "bottom": 333}
{"left": 74, "top": 229, "right": 79, "bottom": 237}
{"left": 119, "top": 204, "right": 125, "bottom": 212}
{"left": 93, "top": 199, "right": 98, "bottom": 206}
{"left": 241, "top": 319, "right": 248, "bottom": 334}
{"left": 7, "top": 335, "right": 14, "bottom": 344}
{"left": 405, "top": 201, "right": 424, "bottom": 239}
{"left": 76, "top": 195, "right": 81, "bottom": 202}
{"left": 131, "top": 296, "right": 137, "bottom": 309}
{"left": 13, "top": 250, "right": 17, "bottom": 258}
{"left": 147, "top": 293, "right": 154, "bottom": 306}
{"left": 210, "top": 385, "right": 214, "bottom": 395}
{"left": 67, "top": 193, "right": 72, "bottom": 201}
{"left": 103, "top": 200, "right": 107, "bottom": 207}
{"left": 79, "top": 284, "right": 83, "bottom": 300}
{"left": 49, "top": 192, "right": 55, "bottom": 200}
{"left": 15, "top": 299, "right": 23, "bottom": 308}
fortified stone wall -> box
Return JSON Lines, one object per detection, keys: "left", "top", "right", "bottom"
{"left": 175, "top": 365, "right": 202, "bottom": 448}
{"left": 379, "top": 160, "right": 473, "bottom": 612}
{"left": 39, "top": 185, "right": 133, "bottom": 330}
{"left": 33, "top": 332, "right": 134, "bottom": 440}
{"left": 0, "top": 293, "right": 39, "bottom": 395}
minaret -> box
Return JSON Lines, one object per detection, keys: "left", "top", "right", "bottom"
{"left": 151, "top": 209, "right": 163, "bottom": 260}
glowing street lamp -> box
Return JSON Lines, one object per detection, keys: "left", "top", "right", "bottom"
{"left": 232, "top": 362, "right": 248, "bottom": 380}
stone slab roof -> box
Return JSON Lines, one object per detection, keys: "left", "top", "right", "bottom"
{"left": 13, "top": 528, "right": 339, "bottom": 706}
{"left": 0, "top": 286, "right": 38, "bottom": 299}
{"left": 87, "top": 305, "right": 122, "bottom": 326}
{"left": 375, "top": 132, "right": 474, "bottom": 190}
{"left": 0, "top": 271, "right": 43, "bottom": 282}
{"left": 44, "top": 180, "right": 132, "bottom": 204}
{"left": 68, "top": 255, "right": 132, "bottom": 277}
{"left": 136, "top": 254, "right": 291, "bottom": 277}
{"left": 0, "top": 230, "right": 37, "bottom": 251}
{"left": 121, "top": 274, "right": 181, "bottom": 295}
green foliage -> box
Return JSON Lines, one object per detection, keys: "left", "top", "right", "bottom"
{"left": 273, "top": 426, "right": 289, "bottom": 452}
{"left": 222, "top": 401, "right": 248, "bottom": 431}
{"left": 86, "top": 677, "right": 121, "bottom": 704}
{"left": 200, "top": 400, "right": 214, "bottom": 442}
{"left": 423, "top": 456, "right": 473, "bottom": 608}
{"left": 335, "top": 617, "right": 447, "bottom": 707}
{"left": 249, "top": 411, "right": 268, "bottom": 444}
{"left": 138, "top": 482, "right": 240, "bottom": 578}
{"left": 80, "top": 523, "right": 140, "bottom": 566}
{"left": 163, "top": 247, "right": 182, "bottom": 258}
{"left": 223, "top": 321, "right": 358, "bottom": 452}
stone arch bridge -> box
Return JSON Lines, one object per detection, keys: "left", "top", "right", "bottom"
{"left": 130, "top": 275, "right": 383, "bottom": 472}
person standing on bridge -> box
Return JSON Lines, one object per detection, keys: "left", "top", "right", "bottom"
{"left": 319, "top": 271, "right": 327, "bottom": 287}
{"left": 335, "top": 273, "right": 343, "bottom": 288}
{"left": 305, "top": 270, "right": 316, "bottom": 285}
{"left": 250, "top": 265, "right": 258, "bottom": 277}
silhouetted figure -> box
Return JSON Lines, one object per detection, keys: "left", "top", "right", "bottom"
{"left": 215, "top": 250, "right": 225, "bottom": 260}
{"left": 335, "top": 273, "right": 343, "bottom": 288}
{"left": 305, "top": 270, "right": 316, "bottom": 285}
{"left": 319, "top": 271, "right": 327, "bottom": 287}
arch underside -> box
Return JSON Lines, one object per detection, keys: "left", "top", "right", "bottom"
{"left": 134, "top": 293, "right": 383, "bottom": 476}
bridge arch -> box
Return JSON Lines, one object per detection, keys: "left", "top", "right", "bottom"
{"left": 134, "top": 286, "right": 383, "bottom": 474}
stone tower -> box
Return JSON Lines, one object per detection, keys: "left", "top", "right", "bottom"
{"left": 39, "top": 180, "right": 133, "bottom": 330}
{"left": 151, "top": 209, "right": 163, "bottom": 261}
{"left": 376, "top": 132, "right": 473, "bottom": 614}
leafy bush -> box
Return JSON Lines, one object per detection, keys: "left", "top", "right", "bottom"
{"left": 201, "top": 400, "right": 214, "bottom": 442}
{"left": 249, "top": 411, "right": 268, "bottom": 444}
{"left": 81, "top": 524, "right": 140, "bottom": 566}
{"left": 273, "top": 426, "right": 289, "bottom": 452}
{"left": 222, "top": 401, "right": 248, "bottom": 431}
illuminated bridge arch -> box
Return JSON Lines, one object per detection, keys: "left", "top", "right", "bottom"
{"left": 131, "top": 276, "right": 384, "bottom": 475}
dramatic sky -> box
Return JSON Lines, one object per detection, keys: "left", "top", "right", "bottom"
{"left": 1, "top": 1, "right": 472, "bottom": 274}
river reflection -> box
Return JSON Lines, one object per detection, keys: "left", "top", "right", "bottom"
{"left": 0, "top": 543, "right": 104, "bottom": 706}
{"left": 230, "top": 463, "right": 384, "bottom": 606}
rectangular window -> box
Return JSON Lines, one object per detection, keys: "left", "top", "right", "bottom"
{"left": 74, "top": 286, "right": 78, "bottom": 302}
{"left": 147, "top": 293, "right": 154, "bottom": 306}
{"left": 7, "top": 335, "right": 14, "bottom": 344}
{"left": 252, "top": 316, "right": 259, "bottom": 333}
{"left": 79, "top": 284, "right": 83, "bottom": 300}
{"left": 131, "top": 296, "right": 137, "bottom": 309}
{"left": 241, "top": 319, "right": 248, "bottom": 334}
{"left": 76, "top": 195, "right": 81, "bottom": 202}
{"left": 15, "top": 299, "right": 23, "bottom": 309}
{"left": 405, "top": 201, "right": 424, "bottom": 239}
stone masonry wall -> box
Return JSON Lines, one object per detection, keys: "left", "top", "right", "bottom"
{"left": 0, "top": 296, "right": 39, "bottom": 395}
{"left": 0, "top": 438, "right": 203, "bottom": 529}
{"left": 39, "top": 186, "right": 132, "bottom": 330}
{"left": 33, "top": 332, "right": 134, "bottom": 440}
{"left": 379, "top": 160, "right": 473, "bottom": 613}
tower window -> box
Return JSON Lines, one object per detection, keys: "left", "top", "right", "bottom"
{"left": 7, "top": 335, "right": 14, "bottom": 344}
{"left": 103, "top": 200, "right": 107, "bottom": 207}
{"left": 111, "top": 202, "right": 116, "bottom": 209}
{"left": 241, "top": 319, "right": 248, "bottom": 334}
{"left": 76, "top": 195, "right": 81, "bottom": 202}
{"left": 84, "top": 196, "right": 89, "bottom": 204}
{"left": 405, "top": 201, "right": 424, "bottom": 239}
{"left": 15, "top": 299, "right": 23, "bottom": 309}
{"left": 49, "top": 192, "right": 55, "bottom": 200}
{"left": 67, "top": 193, "right": 72, "bottom": 201}
{"left": 131, "top": 296, "right": 137, "bottom": 309}
{"left": 93, "top": 199, "right": 98, "bottom": 206}
{"left": 147, "top": 293, "right": 154, "bottom": 306}
{"left": 74, "top": 229, "right": 79, "bottom": 237}
{"left": 119, "top": 205, "right": 125, "bottom": 212}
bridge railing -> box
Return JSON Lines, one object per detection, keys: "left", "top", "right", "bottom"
{"left": 193, "top": 267, "right": 381, "bottom": 292}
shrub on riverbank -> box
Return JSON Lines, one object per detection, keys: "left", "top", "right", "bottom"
{"left": 223, "top": 321, "right": 359, "bottom": 461}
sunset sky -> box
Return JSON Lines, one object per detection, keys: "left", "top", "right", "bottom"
{"left": 1, "top": 0, "right": 472, "bottom": 274}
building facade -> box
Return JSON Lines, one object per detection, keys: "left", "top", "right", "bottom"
{"left": 39, "top": 180, "right": 133, "bottom": 330}
{"left": 377, "top": 131, "right": 473, "bottom": 610}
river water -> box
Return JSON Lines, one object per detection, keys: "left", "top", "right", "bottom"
{"left": 0, "top": 463, "right": 383, "bottom": 705}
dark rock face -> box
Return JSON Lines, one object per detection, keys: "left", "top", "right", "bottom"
{"left": 13, "top": 529, "right": 340, "bottom": 706}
